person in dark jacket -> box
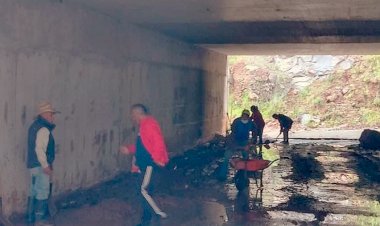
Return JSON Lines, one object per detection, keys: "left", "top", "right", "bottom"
{"left": 120, "top": 104, "right": 169, "bottom": 226}
{"left": 250, "top": 105, "right": 265, "bottom": 144}
{"left": 231, "top": 109, "right": 258, "bottom": 146}
{"left": 27, "top": 102, "right": 59, "bottom": 226}
{"left": 272, "top": 113, "right": 293, "bottom": 144}
{"left": 218, "top": 109, "right": 257, "bottom": 181}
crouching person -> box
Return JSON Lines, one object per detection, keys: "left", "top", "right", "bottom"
{"left": 27, "top": 102, "right": 59, "bottom": 226}
{"left": 272, "top": 113, "right": 293, "bottom": 144}
{"left": 120, "top": 104, "right": 169, "bottom": 226}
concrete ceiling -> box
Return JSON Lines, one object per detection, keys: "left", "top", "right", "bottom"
{"left": 68, "top": 0, "right": 380, "bottom": 54}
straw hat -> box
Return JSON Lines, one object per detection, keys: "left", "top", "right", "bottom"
{"left": 38, "top": 102, "right": 60, "bottom": 115}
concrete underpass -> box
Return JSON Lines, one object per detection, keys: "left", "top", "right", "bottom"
{"left": 0, "top": 0, "right": 379, "bottom": 225}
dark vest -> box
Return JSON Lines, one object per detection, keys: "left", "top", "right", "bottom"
{"left": 27, "top": 116, "right": 56, "bottom": 168}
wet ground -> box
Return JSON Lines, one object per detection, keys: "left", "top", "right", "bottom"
{"left": 12, "top": 137, "right": 380, "bottom": 226}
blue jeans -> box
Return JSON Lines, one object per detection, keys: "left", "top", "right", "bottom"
{"left": 29, "top": 167, "right": 50, "bottom": 200}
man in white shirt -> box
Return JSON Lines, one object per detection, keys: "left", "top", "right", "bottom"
{"left": 26, "top": 102, "right": 59, "bottom": 226}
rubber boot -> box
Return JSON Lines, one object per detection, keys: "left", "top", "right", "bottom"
{"left": 26, "top": 197, "right": 36, "bottom": 224}
{"left": 35, "top": 199, "right": 54, "bottom": 226}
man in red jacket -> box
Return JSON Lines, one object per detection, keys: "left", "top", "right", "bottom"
{"left": 120, "top": 104, "right": 169, "bottom": 226}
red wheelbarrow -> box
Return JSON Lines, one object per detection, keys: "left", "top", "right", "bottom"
{"left": 230, "top": 157, "right": 279, "bottom": 191}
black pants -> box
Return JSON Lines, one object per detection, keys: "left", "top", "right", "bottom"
{"left": 283, "top": 123, "right": 292, "bottom": 142}
{"left": 138, "top": 166, "right": 165, "bottom": 222}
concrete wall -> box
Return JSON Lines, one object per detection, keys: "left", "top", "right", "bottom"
{"left": 0, "top": 0, "right": 226, "bottom": 216}
{"left": 202, "top": 51, "right": 228, "bottom": 136}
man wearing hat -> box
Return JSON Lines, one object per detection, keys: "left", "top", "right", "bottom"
{"left": 230, "top": 109, "right": 258, "bottom": 147}
{"left": 218, "top": 109, "right": 257, "bottom": 181}
{"left": 26, "top": 102, "right": 59, "bottom": 226}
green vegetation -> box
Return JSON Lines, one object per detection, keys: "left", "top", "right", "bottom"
{"left": 228, "top": 91, "right": 252, "bottom": 119}
{"left": 373, "top": 96, "right": 380, "bottom": 107}
{"left": 257, "top": 95, "right": 286, "bottom": 119}
{"left": 262, "top": 147, "right": 280, "bottom": 167}
{"left": 360, "top": 109, "right": 380, "bottom": 126}
{"left": 368, "top": 56, "right": 380, "bottom": 79}
{"left": 299, "top": 87, "right": 311, "bottom": 98}
{"left": 228, "top": 56, "right": 243, "bottom": 65}
{"left": 357, "top": 201, "right": 380, "bottom": 226}
{"left": 311, "top": 97, "right": 324, "bottom": 106}
{"left": 228, "top": 55, "right": 380, "bottom": 128}
{"left": 228, "top": 92, "right": 286, "bottom": 120}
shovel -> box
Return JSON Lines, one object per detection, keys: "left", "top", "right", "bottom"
{"left": 275, "top": 133, "right": 281, "bottom": 141}
{"left": 267, "top": 133, "right": 281, "bottom": 143}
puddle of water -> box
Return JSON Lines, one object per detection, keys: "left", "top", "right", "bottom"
{"left": 201, "top": 201, "right": 229, "bottom": 224}
{"left": 224, "top": 142, "right": 380, "bottom": 225}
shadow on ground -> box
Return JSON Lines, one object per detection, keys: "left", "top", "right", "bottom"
{"left": 11, "top": 137, "right": 380, "bottom": 226}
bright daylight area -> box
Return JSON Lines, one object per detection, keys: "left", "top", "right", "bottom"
{"left": 227, "top": 55, "right": 380, "bottom": 133}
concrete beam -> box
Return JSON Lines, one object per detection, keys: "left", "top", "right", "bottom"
{"left": 70, "top": 0, "right": 380, "bottom": 23}
{"left": 141, "top": 20, "right": 380, "bottom": 44}
{"left": 201, "top": 43, "right": 380, "bottom": 55}
{"left": 62, "top": 1, "right": 380, "bottom": 45}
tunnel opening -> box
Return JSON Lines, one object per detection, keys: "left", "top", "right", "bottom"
{"left": 226, "top": 55, "right": 380, "bottom": 137}
{"left": 1, "top": 0, "right": 380, "bottom": 224}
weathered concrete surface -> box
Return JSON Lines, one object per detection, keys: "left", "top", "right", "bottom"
{"left": 0, "top": 0, "right": 226, "bottom": 216}
{"left": 69, "top": 0, "right": 380, "bottom": 23}
{"left": 202, "top": 52, "right": 228, "bottom": 136}
{"left": 142, "top": 20, "right": 380, "bottom": 44}
{"left": 65, "top": 0, "right": 380, "bottom": 46}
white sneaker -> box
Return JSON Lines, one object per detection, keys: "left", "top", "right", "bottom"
{"left": 157, "top": 211, "right": 168, "bottom": 219}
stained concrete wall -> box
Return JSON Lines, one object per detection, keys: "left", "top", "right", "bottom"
{"left": 0, "top": 0, "right": 226, "bottom": 216}
{"left": 202, "top": 51, "right": 228, "bottom": 136}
